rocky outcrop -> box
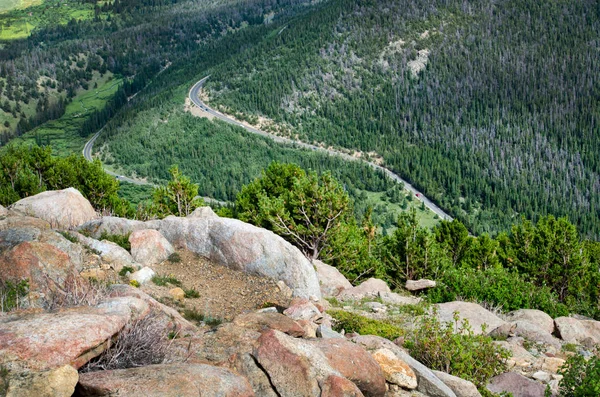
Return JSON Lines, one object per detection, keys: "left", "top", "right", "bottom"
{"left": 405, "top": 279, "right": 436, "bottom": 292}
{"left": 78, "top": 216, "right": 149, "bottom": 239}
{"left": 505, "top": 309, "right": 555, "bottom": 334}
{"left": 75, "top": 363, "right": 255, "bottom": 396}
{"left": 0, "top": 297, "right": 147, "bottom": 372}
{"left": 313, "top": 260, "right": 353, "bottom": 297}
{"left": 490, "top": 320, "right": 561, "bottom": 349}
{"left": 486, "top": 372, "right": 546, "bottom": 397}
{"left": 129, "top": 229, "right": 174, "bottom": 265}
{"left": 432, "top": 371, "right": 481, "bottom": 397}
{"left": 158, "top": 213, "right": 321, "bottom": 298}
{"left": 351, "top": 335, "right": 457, "bottom": 397}
{"left": 434, "top": 302, "right": 505, "bottom": 335}
{"left": 554, "top": 316, "right": 600, "bottom": 347}
{"left": 337, "top": 278, "right": 391, "bottom": 301}
{"left": 9, "top": 188, "right": 97, "bottom": 229}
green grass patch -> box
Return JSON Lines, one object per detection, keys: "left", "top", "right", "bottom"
{"left": 99, "top": 231, "right": 130, "bottom": 251}
{"left": 151, "top": 275, "right": 182, "bottom": 288}
{"left": 328, "top": 310, "right": 405, "bottom": 340}
{"left": 119, "top": 266, "right": 136, "bottom": 277}
{"left": 182, "top": 308, "right": 222, "bottom": 326}
{"left": 184, "top": 288, "right": 200, "bottom": 298}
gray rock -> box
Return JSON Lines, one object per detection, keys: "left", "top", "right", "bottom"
{"left": 72, "top": 232, "right": 137, "bottom": 271}
{"left": 337, "top": 278, "right": 391, "bottom": 301}
{"left": 405, "top": 279, "right": 436, "bottom": 291}
{"left": 0, "top": 204, "right": 7, "bottom": 217}
{"left": 158, "top": 214, "right": 321, "bottom": 298}
{"left": 187, "top": 206, "right": 218, "bottom": 218}
{"left": 351, "top": 335, "right": 457, "bottom": 397}
{"left": 78, "top": 216, "right": 149, "bottom": 239}
{"left": 313, "top": 259, "right": 353, "bottom": 297}
{"left": 365, "top": 301, "right": 387, "bottom": 313}
{"left": 486, "top": 372, "right": 545, "bottom": 397}
{"left": 432, "top": 371, "right": 481, "bottom": 397}
{"left": 434, "top": 301, "right": 505, "bottom": 335}
{"left": 555, "top": 316, "right": 600, "bottom": 346}
{"left": 505, "top": 309, "right": 555, "bottom": 334}
{"left": 379, "top": 291, "right": 422, "bottom": 306}
{"left": 129, "top": 229, "right": 174, "bottom": 265}
{"left": 490, "top": 320, "right": 562, "bottom": 350}
{"left": 532, "top": 371, "right": 551, "bottom": 383}
{"left": 9, "top": 188, "right": 97, "bottom": 229}
{"left": 317, "top": 325, "right": 344, "bottom": 339}
{"left": 129, "top": 267, "right": 155, "bottom": 285}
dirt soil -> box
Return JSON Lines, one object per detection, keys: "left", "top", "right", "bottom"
{"left": 141, "top": 250, "right": 291, "bottom": 322}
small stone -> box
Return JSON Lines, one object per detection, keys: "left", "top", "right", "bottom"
{"left": 541, "top": 357, "right": 565, "bottom": 374}
{"left": 169, "top": 287, "right": 185, "bottom": 302}
{"left": 257, "top": 307, "right": 278, "bottom": 314}
{"left": 532, "top": 371, "right": 551, "bottom": 383}
{"left": 405, "top": 279, "right": 436, "bottom": 291}
{"left": 129, "top": 266, "right": 155, "bottom": 285}
{"left": 316, "top": 325, "right": 344, "bottom": 339}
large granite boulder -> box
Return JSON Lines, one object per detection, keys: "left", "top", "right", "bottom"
{"left": 157, "top": 213, "right": 321, "bottom": 298}
{"left": 554, "top": 316, "right": 600, "bottom": 346}
{"left": 0, "top": 297, "right": 147, "bottom": 372}
{"left": 9, "top": 188, "right": 97, "bottom": 229}
{"left": 337, "top": 278, "right": 391, "bottom": 301}
{"left": 313, "top": 260, "right": 353, "bottom": 297}
{"left": 486, "top": 372, "right": 545, "bottom": 397}
{"left": 129, "top": 229, "right": 174, "bottom": 265}
{"left": 75, "top": 363, "right": 255, "bottom": 396}
{"left": 504, "top": 309, "right": 554, "bottom": 335}
{"left": 434, "top": 302, "right": 505, "bottom": 335}
{"left": 253, "top": 329, "right": 385, "bottom": 396}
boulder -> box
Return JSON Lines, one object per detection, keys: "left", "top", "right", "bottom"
{"left": 379, "top": 291, "right": 421, "bottom": 306}
{"left": 0, "top": 297, "right": 146, "bottom": 371}
{"left": 5, "top": 365, "right": 79, "bottom": 397}
{"left": 0, "top": 241, "right": 79, "bottom": 305}
{"left": 351, "top": 335, "right": 456, "bottom": 397}
{"left": 555, "top": 316, "right": 600, "bottom": 346}
{"left": 129, "top": 267, "right": 155, "bottom": 285}
{"left": 431, "top": 371, "right": 481, "bottom": 397}
{"left": 317, "top": 325, "right": 345, "bottom": 339}
{"left": 486, "top": 372, "right": 545, "bottom": 397}
{"left": 254, "top": 329, "right": 386, "bottom": 397}
{"left": 505, "top": 309, "right": 555, "bottom": 334}
{"left": 78, "top": 216, "right": 149, "bottom": 239}
{"left": 158, "top": 214, "right": 321, "bottom": 298}
{"left": 232, "top": 312, "right": 306, "bottom": 337}
{"left": 283, "top": 298, "right": 322, "bottom": 322}
{"left": 490, "top": 321, "right": 561, "bottom": 349}
{"left": 434, "top": 302, "right": 505, "bottom": 335}
{"left": 9, "top": 188, "right": 97, "bottom": 229}
{"left": 0, "top": 204, "right": 7, "bottom": 217}
{"left": 75, "top": 363, "right": 255, "bottom": 397}
{"left": 71, "top": 232, "right": 137, "bottom": 271}
{"left": 169, "top": 287, "right": 185, "bottom": 302}
{"left": 371, "top": 348, "right": 417, "bottom": 389}
{"left": 337, "top": 278, "right": 391, "bottom": 301}
{"left": 0, "top": 216, "right": 51, "bottom": 252}
{"left": 129, "top": 229, "right": 174, "bottom": 265}
{"left": 405, "top": 279, "right": 436, "bottom": 291}
{"left": 320, "top": 374, "right": 365, "bottom": 397}
{"left": 313, "top": 259, "right": 353, "bottom": 297}
{"left": 229, "top": 353, "right": 279, "bottom": 397}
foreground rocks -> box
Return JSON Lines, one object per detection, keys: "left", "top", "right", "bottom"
{"left": 9, "top": 188, "right": 97, "bottom": 229}
{"left": 75, "top": 364, "right": 255, "bottom": 397}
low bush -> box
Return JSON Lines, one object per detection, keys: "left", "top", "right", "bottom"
{"left": 152, "top": 275, "right": 182, "bottom": 287}
{"left": 182, "top": 308, "right": 222, "bottom": 327}
{"left": 328, "top": 310, "right": 405, "bottom": 340}
{"left": 427, "top": 266, "right": 570, "bottom": 318}
{"left": 168, "top": 252, "right": 181, "bottom": 263}
{"left": 81, "top": 313, "right": 170, "bottom": 372}
{"left": 558, "top": 354, "right": 600, "bottom": 396}
{"left": 119, "top": 266, "right": 136, "bottom": 277}
{"left": 42, "top": 275, "right": 109, "bottom": 311}
{"left": 0, "top": 279, "right": 29, "bottom": 312}
{"left": 403, "top": 310, "right": 510, "bottom": 390}
{"left": 184, "top": 288, "right": 200, "bottom": 298}
{"left": 100, "top": 232, "right": 131, "bottom": 251}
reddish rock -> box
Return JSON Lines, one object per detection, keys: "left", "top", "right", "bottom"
{"left": 9, "top": 188, "right": 97, "bottom": 229}
{"left": 283, "top": 298, "right": 322, "bottom": 321}
{"left": 229, "top": 353, "right": 279, "bottom": 397}
{"left": 75, "top": 363, "right": 255, "bottom": 396}
{"left": 233, "top": 312, "right": 306, "bottom": 337}
{"left": 371, "top": 348, "right": 417, "bottom": 389}
{"left": 321, "top": 375, "right": 365, "bottom": 397}
{"left": 313, "top": 338, "right": 387, "bottom": 397}
{"left": 0, "top": 297, "right": 146, "bottom": 371}
{"left": 129, "top": 229, "right": 174, "bottom": 265}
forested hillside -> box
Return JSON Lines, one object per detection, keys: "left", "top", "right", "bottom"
{"left": 204, "top": 0, "right": 600, "bottom": 237}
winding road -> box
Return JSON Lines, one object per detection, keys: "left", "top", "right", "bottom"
{"left": 83, "top": 75, "right": 452, "bottom": 221}
{"left": 189, "top": 77, "right": 453, "bottom": 221}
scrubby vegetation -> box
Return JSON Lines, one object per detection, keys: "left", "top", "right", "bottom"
{"left": 558, "top": 354, "right": 600, "bottom": 396}
{"left": 329, "top": 310, "right": 405, "bottom": 341}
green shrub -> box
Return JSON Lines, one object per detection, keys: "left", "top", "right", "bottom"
{"left": 184, "top": 288, "right": 200, "bottom": 298}
{"left": 182, "top": 308, "right": 221, "bottom": 327}
{"left": 0, "top": 279, "right": 29, "bottom": 312}
{"left": 168, "top": 252, "right": 181, "bottom": 263}
{"left": 558, "top": 355, "right": 600, "bottom": 396}
{"left": 403, "top": 311, "right": 510, "bottom": 390}
{"left": 119, "top": 266, "right": 136, "bottom": 277}
{"left": 151, "top": 275, "right": 182, "bottom": 287}
{"left": 59, "top": 231, "right": 78, "bottom": 243}
{"left": 328, "top": 310, "right": 405, "bottom": 340}
{"left": 427, "top": 266, "right": 569, "bottom": 318}
{"left": 100, "top": 232, "right": 131, "bottom": 251}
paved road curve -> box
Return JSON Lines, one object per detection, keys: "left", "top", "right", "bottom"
{"left": 189, "top": 77, "right": 453, "bottom": 221}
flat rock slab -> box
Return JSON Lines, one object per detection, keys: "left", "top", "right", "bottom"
{"left": 9, "top": 188, "right": 97, "bottom": 229}
{"left": 486, "top": 372, "right": 545, "bottom": 397}
{"left": 434, "top": 302, "right": 505, "bottom": 335}
{"left": 75, "top": 363, "right": 255, "bottom": 396}
{"left": 405, "top": 279, "right": 436, "bottom": 291}
{"left": 233, "top": 312, "right": 306, "bottom": 337}
{"left": 0, "top": 297, "right": 146, "bottom": 371}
